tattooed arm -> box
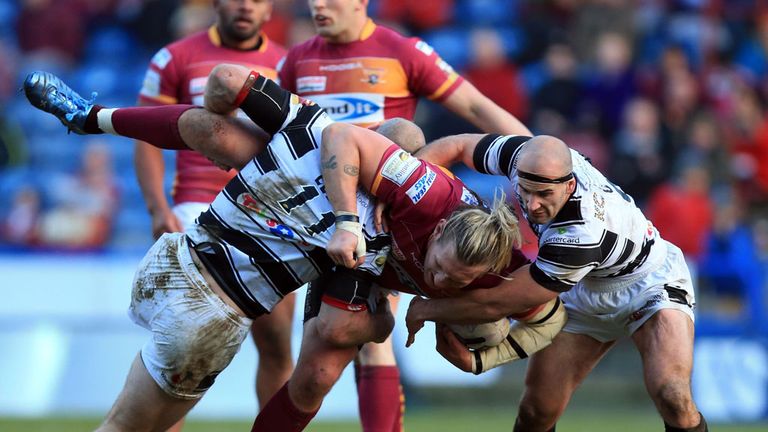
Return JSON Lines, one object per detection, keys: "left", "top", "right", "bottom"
{"left": 320, "top": 122, "right": 395, "bottom": 268}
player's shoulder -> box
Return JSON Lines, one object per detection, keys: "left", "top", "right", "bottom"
{"left": 372, "top": 24, "right": 427, "bottom": 53}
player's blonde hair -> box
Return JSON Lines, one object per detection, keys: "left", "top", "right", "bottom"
{"left": 438, "top": 189, "right": 522, "bottom": 273}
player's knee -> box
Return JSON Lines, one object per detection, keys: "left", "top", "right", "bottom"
{"left": 516, "top": 396, "right": 564, "bottom": 427}
{"left": 205, "top": 64, "right": 247, "bottom": 113}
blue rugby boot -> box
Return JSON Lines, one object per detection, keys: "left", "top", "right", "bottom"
{"left": 23, "top": 71, "right": 98, "bottom": 135}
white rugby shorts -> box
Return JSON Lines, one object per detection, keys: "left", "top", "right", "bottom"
{"left": 172, "top": 201, "right": 210, "bottom": 231}
{"left": 561, "top": 240, "right": 696, "bottom": 342}
{"left": 129, "top": 232, "right": 252, "bottom": 399}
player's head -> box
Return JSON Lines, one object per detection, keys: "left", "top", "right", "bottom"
{"left": 374, "top": 118, "right": 426, "bottom": 154}
{"left": 515, "top": 135, "right": 575, "bottom": 225}
{"left": 423, "top": 191, "right": 521, "bottom": 297}
{"left": 214, "top": 0, "right": 273, "bottom": 46}
{"left": 308, "top": 0, "right": 369, "bottom": 43}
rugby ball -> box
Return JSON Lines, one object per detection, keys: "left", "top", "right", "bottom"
{"left": 449, "top": 318, "right": 510, "bottom": 350}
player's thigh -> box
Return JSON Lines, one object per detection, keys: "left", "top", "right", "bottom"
{"left": 357, "top": 294, "right": 398, "bottom": 365}
{"left": 631, "top": 308, "right": 694, "bottom": 390}
{"left": 250, "top": 291, "right": 296, "bottom": 355}
{"left": 523, "top": 331, "right": 614, "bottom": 406}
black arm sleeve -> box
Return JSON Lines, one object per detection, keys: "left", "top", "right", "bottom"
{"left": 238, "top": 74, "right": 293, "bottom": 135}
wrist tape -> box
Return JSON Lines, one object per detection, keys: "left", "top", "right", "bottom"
{"left": 335, "top": 211, "right": 366, "bottom": 259}
{"left": 472, "top": 297, "right": 566, "bottom": 374}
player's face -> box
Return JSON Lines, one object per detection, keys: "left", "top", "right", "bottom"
{"left": 423, "top": 237, "right": 489, "bottom": 298}
{"left": 216, "top": 0, "right": 272, "bottom": 42}
{"left": 308, "top": 0, "right": 365, "bottom": 40}
{"left": 516, "top": 178, "right": 575, "bottom": 224}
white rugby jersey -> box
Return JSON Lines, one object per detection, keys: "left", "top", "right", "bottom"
{"left": 186, "top": 94, "right": 389, "bottom": 318}
{"left": 473, "top": 135, "right": 667, "bottom": 293}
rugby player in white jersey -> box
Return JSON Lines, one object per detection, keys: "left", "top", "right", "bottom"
{"left": 407, "top": 134, "right": 708, "bottom": 432}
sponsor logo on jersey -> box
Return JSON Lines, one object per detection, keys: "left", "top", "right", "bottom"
{"left": 311, "top": 93, "right": 384, "bottom": 124}
{"left": 345, "top": 304, "right": 365, "bottom": 312}
{"left": 139, "top": 69, "right": 161, "bottom": 98}
{"left": 189, "top": 77, "right": 207, "bottom": 95}
{"left": 269, "top": 223, "right": 295, "bottom": 239}
{"left": 406, "top": 168, "right": 436, "bottom": 204}
{"left": 460, "top": 187, "right": 479, "bottom": 206}
{"left": 415, "top": 40, "right": 434, "bottom": 56}
{"left": 381, "top": 149, "right": 421, "bottom": 186}
{"left": 237, "top": 193, "right": 269, "bottom": 217}
{"left": 297, "top": 76, "right": 327, "bottom": 93}
{"left": 436, "top": 58, "right": 455, "bottom": 75}
{"left": 544, "top": 236, "right": 580, "bottom": 244}
{"left": 151, "top": 48, "right": 172, "bottom": 70}
{"left": 318, "top": 62, "right": 363, "bottom": 72}
{"left": 375, "top": 256, "right": 387, "bottom": 267}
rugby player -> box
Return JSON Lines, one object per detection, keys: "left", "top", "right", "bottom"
{"left": 406, "top": 134, "right": 709, "bottom": 432}
{"left": 278, "top": 1, "right": 531, "bottom": 427}
{"left": 23, "top": 70, "right": 561, "bottom": 432}
{"left": 130, "top": 1, "right": 292, "bottom": 426}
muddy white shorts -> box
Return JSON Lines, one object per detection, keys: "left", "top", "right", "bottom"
{"left": 561, "top": 240, "right": 696, "bottom": 342}
{"left": 129, "top": 232, "right": 252, "bottom": 399}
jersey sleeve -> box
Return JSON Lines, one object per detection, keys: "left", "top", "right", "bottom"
{"left": 473, "top": 134, "right": 532, "bottom": 177}
{"left": 138, "top": 46, "right": 182, "bottom": 105}
{"left": 530, "top": 225, "right": 613, "bottom": 292}
{"left": 399, "top": 37, "right": 464, "bottom": 102}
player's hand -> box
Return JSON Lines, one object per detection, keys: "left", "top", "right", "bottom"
{"left": 327, "top": 229, "right": 365, "bottom": 269}
{"left": 373, "top": 201, "right": 389, "bottom": 233}
{"left": 151, "top": 208, "right": 183, "bottom": 239}
{"left": 405, "top": 296, "right": 427, "bottom": 347}
{"left": 435, "top": 323, "right": 473, "bottom": 373}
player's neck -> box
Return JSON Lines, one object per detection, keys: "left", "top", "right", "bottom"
{"left": 218, "top": 27, "right": 263, "bottom": 51}
{"left": 324, "top": 16, "right": 370, "bottom": 44}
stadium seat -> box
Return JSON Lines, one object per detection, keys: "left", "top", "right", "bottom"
{"left": 454, "top": 0, "right": 519, "bottom": 27}
{"left": 421, "top": 28, "right": 470, "bottom": 71}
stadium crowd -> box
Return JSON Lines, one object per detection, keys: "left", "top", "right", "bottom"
{"left": 0, "top": 0, "right": 766, "bottom": 360}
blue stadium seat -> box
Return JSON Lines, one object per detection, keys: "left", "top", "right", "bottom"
{"left": 421, "top": 28, "right": 470, "bottom": 71}
{"left": 454, "top": 0, "right": 519, "bottom": 27}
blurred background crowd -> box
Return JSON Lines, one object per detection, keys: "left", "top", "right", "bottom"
{"left": 0, "top": 0, "right": 766, "bottom": 341}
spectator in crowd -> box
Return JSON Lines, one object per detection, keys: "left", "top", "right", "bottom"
{"left": 610, "top": 96, "right": 669, "bottom": 207}
{"left": 646, "top": 163, "right": 714, "bottom": 263}
{"left": 464, "top": 28, "right": 528, "bottom": 122}
{"left": 16, "top": 0, "right": 87, "bottom": 68}
{"left": 1, "top": 185, "right": 40, "bottom": 246}
{"left": 36, "top": 141, "right": 119, "bottom": 250}
{"left": 376, "top": 0, "right": 454, "bottom": 33}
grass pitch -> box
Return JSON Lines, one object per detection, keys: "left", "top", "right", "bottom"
{"left": 2, "top": 408, "right": 766, "bottom": 431}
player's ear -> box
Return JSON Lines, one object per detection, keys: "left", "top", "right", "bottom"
{"left": 566, "top": 177, "right": 576, "bottom": 194}
{"left": 432, "top": 219, "right": 447, "bottom": 240}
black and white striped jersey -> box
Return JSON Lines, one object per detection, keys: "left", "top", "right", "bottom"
{"left": 473, "top": 134, "right": 667, "bottom": 293}
{"left": 185, "top": 97, "right": 389, "bottom": 318}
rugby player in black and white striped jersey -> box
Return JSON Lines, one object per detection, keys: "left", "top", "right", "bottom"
{"left": 407, "top": 134, "right": 708, "bottom": 432}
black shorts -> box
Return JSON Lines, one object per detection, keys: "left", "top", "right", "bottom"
{"left": 303, "top": 267, "right": 378, "bottom": 323}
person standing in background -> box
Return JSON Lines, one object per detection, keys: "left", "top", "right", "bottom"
{"left": 133, "top": 1, "right": 286, "bottom": 430}
{"left": 277, "top": 0, "right": 530, "bottom": 430}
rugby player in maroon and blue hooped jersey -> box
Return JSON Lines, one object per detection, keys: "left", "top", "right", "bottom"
{"left": 278, "top": 1, "right": 531, "bottom": 428}
{"left": 133, "top": 1, "right": 292, "bottom": 425}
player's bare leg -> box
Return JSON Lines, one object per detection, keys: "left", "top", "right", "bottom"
{"left": 97, "top": 353, "right": 199, "bottom": 432}
{"left": 356, "top": 294, "right": 403, "bottom": 432}
{"left": 632, "top": 310, "right": 707, "bottom": 431}
{"left": 514, "top": 332, "right": 615, "bottom": 432}
{"left": 250, "top": 292, "right": 296, "bottom": 409}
